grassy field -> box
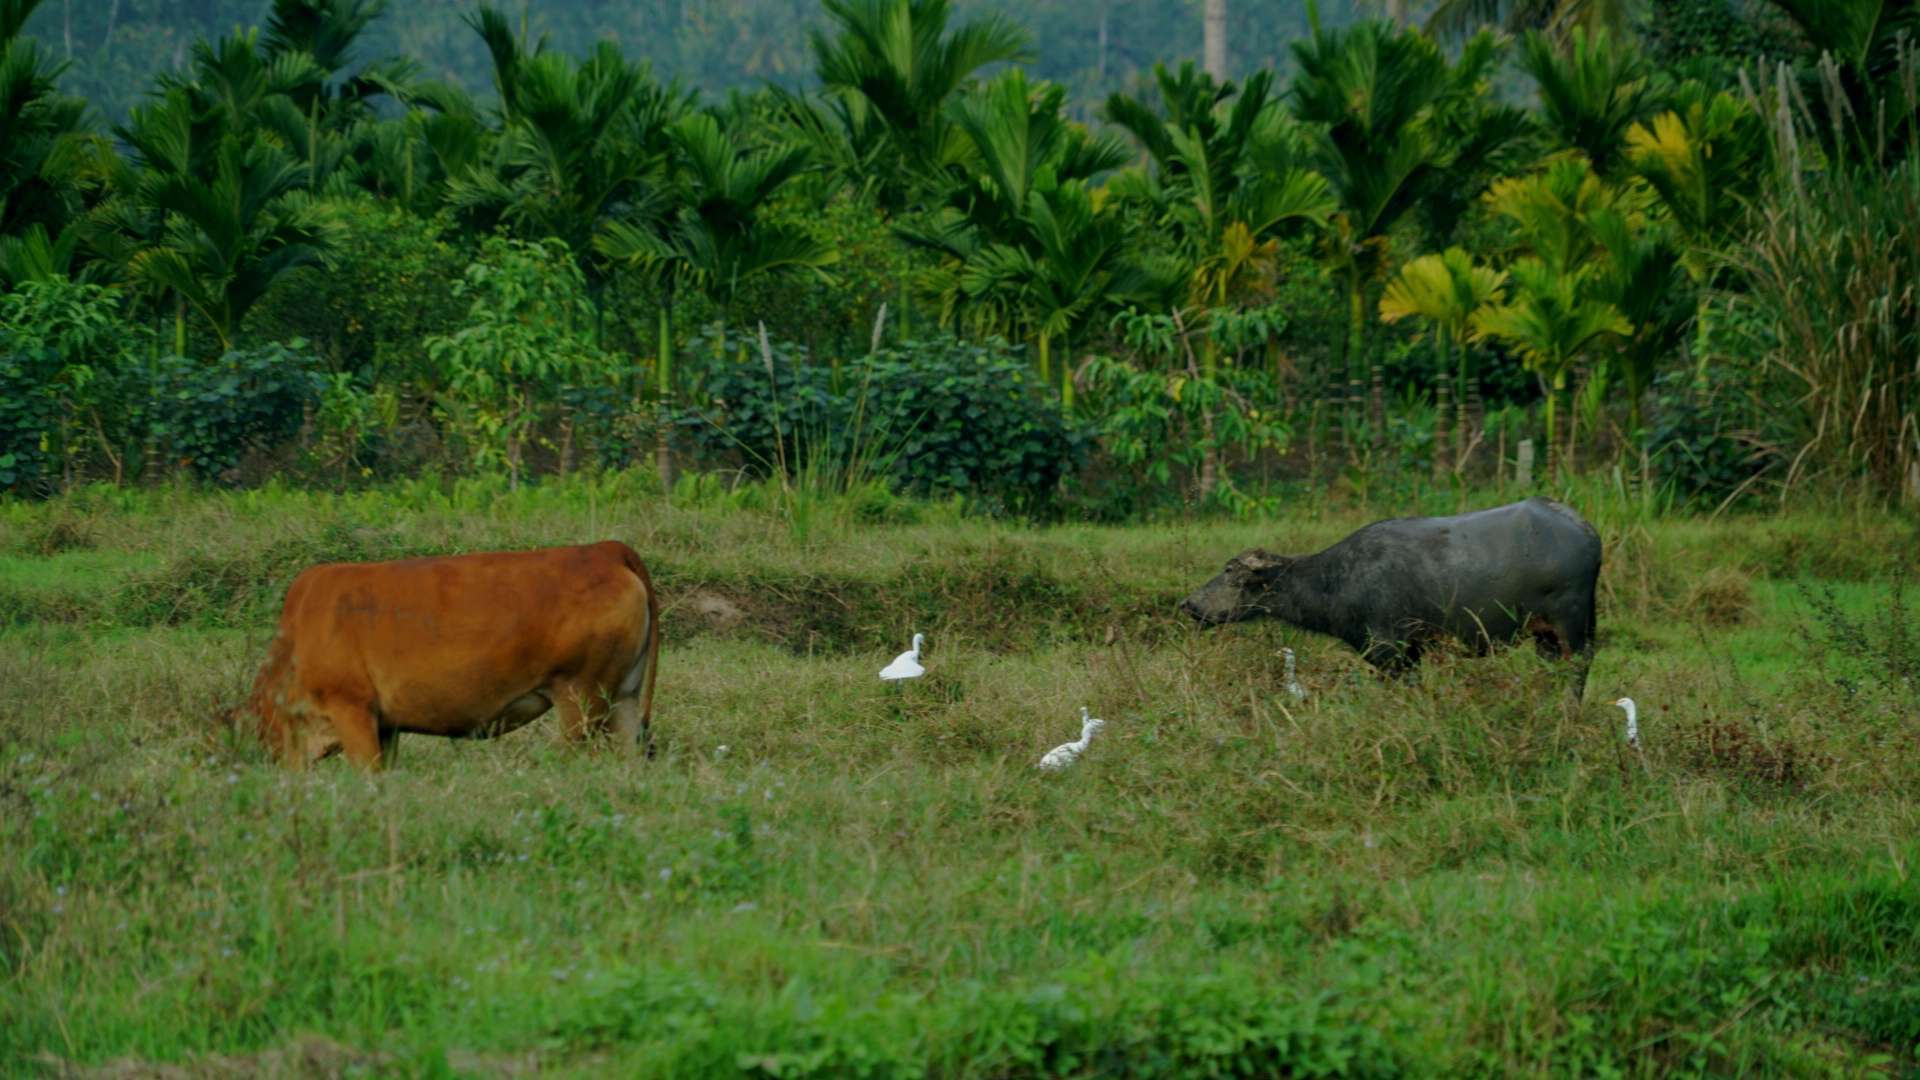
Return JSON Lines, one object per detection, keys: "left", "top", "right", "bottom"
{"left": 2, "top": 473, "right": 1917, "bottom": 1076}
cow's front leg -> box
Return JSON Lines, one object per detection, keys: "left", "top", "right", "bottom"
{"left": 327, "top": 702, "right": 389, "bottom": 770}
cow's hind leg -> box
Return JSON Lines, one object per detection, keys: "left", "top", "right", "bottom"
{"left": 612, "top": 626, "right": 660, "bottom": 758}
{"left": 611, "top": 695, "right": 651, "bottom": 758}
{"left": 554, "top": 680, "right": 643, "bottom": 757}
{"left": 552, "top": 681, "right": 600, "bottom": 745}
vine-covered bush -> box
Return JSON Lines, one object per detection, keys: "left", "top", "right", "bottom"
{"left": 426, "top": 237, "right": 626, "bottom": 485}
{"left": 683, "top": 337, "right": 1086, "bottom": 514}
{"left": 1644, "top": 364, "right": 1783, "bottom": 506}
{"left": 245, "top": 198, "right": 472, "bottom": 385}
{"left": 138, "top": 343, "right": 323, "bottom": 481}
{"left": 1, "top": 280, "right": 150, "bottom": 494}
{"left": 2, "top": 281, "right": 325, "bottom": 493}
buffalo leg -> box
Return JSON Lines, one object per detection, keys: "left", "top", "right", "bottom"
{"left": 1361, "top": 628, "right": 1420, "bottom": 679}
{"left": 1557, "top": 606, "right": 1595, "bottom": 703}
{"left": 1529, "top": 610, "right": 1592, "bottom": 701}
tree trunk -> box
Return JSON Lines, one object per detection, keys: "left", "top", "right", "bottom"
{"left": 1543, "top": 374, "right": 1561, "bottom": 479}
{"left": 1433, "top": 333, "right": 1450, "bottom": 479}
{"left": 1344, "top": 269, "right": 1364, "bottom": 455}
{"left": 1198, "top": 407, "right": 1219, "bottom": 502}
{"left": 1369, "top": 343, "right": 1385, "bottom": 453}
{"left": 1058, "top": 334, "right": 1075, "bottom": 412}
{"left": 1385, "top": 0, "right": 1408, "bottom": 26}
{"left": 1455, "top": 344, "right": 1471, "bottom": 471}
{"left": 656, "top": 302, "right": 674, "bottom": 493}
{"left": 1204, "top": 0, "right": 1228, "bottom": 80}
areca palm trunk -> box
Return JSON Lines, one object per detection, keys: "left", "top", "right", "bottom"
{"left": 1433, "top": 331, "right": 1450, "bottom": 479}
{"left": 1456, "top": 344, "right": 1471, "bottom": 472}
{"left": 1543, "top": 369, "right": 1564, "bottom": 479}
{"left": 1345, "top": 270, "right": 1365, "bottom": 454}
{"left": 656, "top": 299, "right": 675, "bottom": 492}
{"left": 1057, "top": 333, "right": 1075, "bottom": 412}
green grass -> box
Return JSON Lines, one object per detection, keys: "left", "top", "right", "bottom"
{"left": 2, "top": 475, "right": 1917, "bottom": 1076}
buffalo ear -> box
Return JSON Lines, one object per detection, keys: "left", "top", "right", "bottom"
{"left": 1236, "top": 549, "right": 1290, "bottom": 574}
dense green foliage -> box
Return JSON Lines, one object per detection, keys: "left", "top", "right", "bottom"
{"left": 687, "top": 335, "right": 1086, "bottom": 512}
{"left": 5, "top": 0, "right": 1918, "bottom": 513}
{"left": 2, "top": 479, "right": 1917, "bottom": 1071}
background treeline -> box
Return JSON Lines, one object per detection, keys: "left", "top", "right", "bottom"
{"left": 25, "top": 1, "right": 1350, "bottom": 121}
{"left": 2, "top": 0, "right": 1917, "bottom": 518}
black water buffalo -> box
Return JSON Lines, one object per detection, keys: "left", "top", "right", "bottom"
{"left": 1181, "top": 497, "right": 1602, "bottom": 696}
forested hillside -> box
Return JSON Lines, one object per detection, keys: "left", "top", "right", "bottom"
{"left": 26, "top": 0, "right": 1339, "bottom": 120}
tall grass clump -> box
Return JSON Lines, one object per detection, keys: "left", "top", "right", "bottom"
{"left": 1732, "top": 48, "right": 1920, "bottom": 501}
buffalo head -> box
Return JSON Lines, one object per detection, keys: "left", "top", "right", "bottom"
{"left": 1180, "top": 548, "right": 1294, "bottom": 626}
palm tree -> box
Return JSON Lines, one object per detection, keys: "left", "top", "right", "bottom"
{"left": 1379, "top": 247, "right": 1507, "bottom": 474}
{"left": 123, "top": 122, "right": 334, "bottom": 351}
{"left": 1585, "top": 206, "right": 1686, "bottom": 434}
{"left": 596, "top": 109, "right": 835, "bottom": 488}
{"left": 1104, "top": 64, "right": 1333, "bottom": 381}
{"left": 109, "top": 103, "right": 332, "bottom": 353}
{"left": 901, "top": 69, "right": 1138, "bottom": 401}
{"left": 954, "top": 178, "right": 1138, "bottom": 409}
{"left": 2, "top": 0, "right": 98, "bottom": 273}
{"left": 809, "top": 0, "right": 1030, "bottom": 213}
{"left": 1623, "top": 82, "right": 1764, "bottom": 281}
{"left": 1518, "top": 27, "right": 1667, "bottom": 177}
{"left": 1470, "top": 257, "right": 1629, "bottom": 474}
{"left": 596, "top": 110, "right": 836, "bottom": 401}
{"left": 1289, "top": 20, "right": 1517, "bottom": 446}
{"left": 451, "top": 6, "right": 689, "bottom": 284}
{"left": 1203, "top": 0, "right": 1228, "bottom": 79}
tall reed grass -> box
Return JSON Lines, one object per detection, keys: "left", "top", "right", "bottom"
{"left": 1735, "top": 48, "right": 1920, "bottom": 501}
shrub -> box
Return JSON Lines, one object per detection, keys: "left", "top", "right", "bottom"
{"left": 0, "top": 280, "right": 147, "bottom": 495}
{"left": 136, "top": 343, "right": 324, "bottom": 482}
{"left": 682, "top": 336, "right": 1086, "bottom": 515}
{"left": 244, "top": 199, "right": 471, "bottom": 386}
{"left": 1643, "top": 363, "right": 1782, "bottom": 506}
{"left": 425, "top": 237, "right": 628, "bottom": 486}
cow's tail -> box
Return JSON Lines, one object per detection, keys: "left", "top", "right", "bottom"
{"left": 614, "top": 543, "right": 662, "bottom": 755}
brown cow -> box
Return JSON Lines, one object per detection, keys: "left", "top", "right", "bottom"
{"left": 239, "top": 541, "right": 661, "bottom": 769}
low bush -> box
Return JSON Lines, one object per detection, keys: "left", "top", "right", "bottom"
{"left": 683, "top": 336, "right": 1087, "bottom": 515}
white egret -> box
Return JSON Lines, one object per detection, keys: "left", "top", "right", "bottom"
{"left": 880, "top": 633, "right": 925, "bottom": 681}
{"left": 1038, "top": 707, "right": 1105, "bottom": 772}
{"left": 1282, "top": 647, "right": 1306, "bottom": 701}
{"left": 1613, "top": 697, "right": 1640, "bottom": 749}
